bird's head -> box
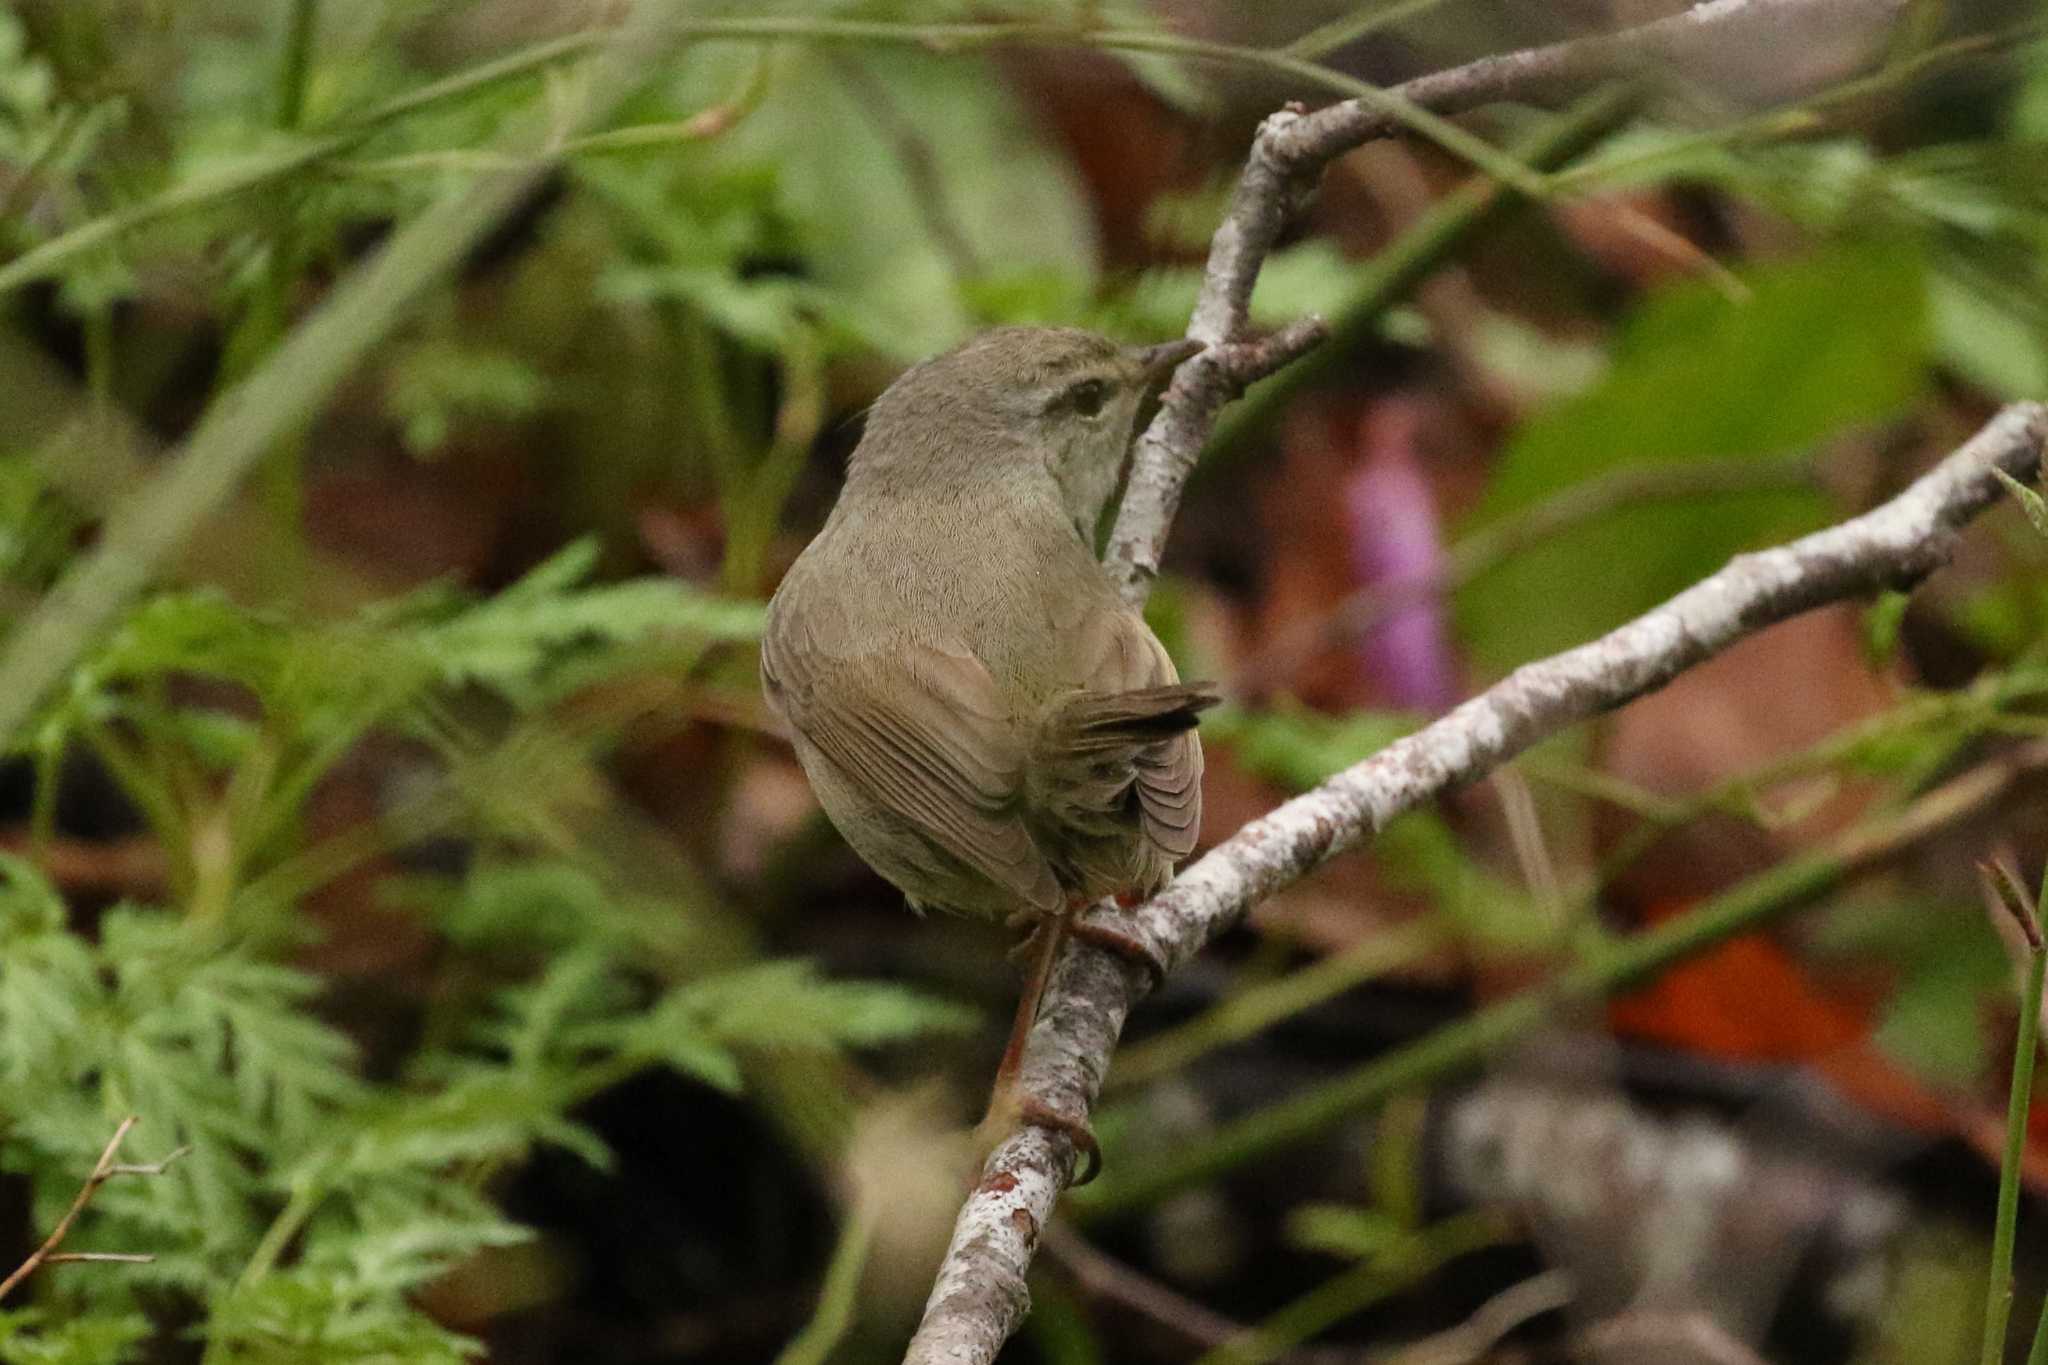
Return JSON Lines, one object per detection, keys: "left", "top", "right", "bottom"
{"left": 852, "top": 326, "right": 1204, "bottom": 546}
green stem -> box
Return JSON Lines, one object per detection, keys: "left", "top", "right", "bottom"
{"left": 272, "top": 0, "right": 320, "bottom": 133}
{"left": 1073, "top": 746, "right": 2047, "bottom": 1219}
{"left": 1548, "top": 20, "right": 2046, "bottom": 194}
{"left": 254, "top": 0, "right": 323, "bottom": 596}
{"left": 27, "top": 736, "right": 59, "bottom": 856}
{"left": 204, "top": 1172, "right": 328, "bottom": 1363}
{"left": 1107, "top": 924, "right": 1437, "bottom": 1094}
{"left": 1190, "top": 1212, "right": 1503, "bottom": 1365}
{"left": 237, "top": 1177, "right": 324, "bottom": 1289}
{"left": 723, "top": 333, "right": 825, "bottom": 596}
{"left": 2021, "top": 859, "right": 2048, "bottom": 1365}
{"left": 1567, "top": 668, "right": 2048, "bottom": 893}
{"left": 773, "top": 1198, "right": 879, "bottom": 1365}
{"left": 1987, "top": 945, "right": 2047, "bottom": 1365}
{"left": 1284, "top": 0, "right": 1462, "bottom": 58}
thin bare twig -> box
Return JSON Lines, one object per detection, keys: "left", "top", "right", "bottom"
{"left": 1383, "top": 1270, "right": 1575, "bottom": 1365}
{"left": 0, "top": 1117, "right": 189, "bottom": 1302}
{"left": 1043, "top": 1225, "right": 1271, "bottom": 1358}
{"left": 1049, "top": 1228, "right": 1568, "bottom": 1364}
{"left": 1983, "top": 857, "right": 2044, "bottom": 950}
{"left": 1571, "top": 1309, "right": 1772, "bottom": 1365}
{"left": 1104, "top": 0, "right": 1906, "bottom": 603}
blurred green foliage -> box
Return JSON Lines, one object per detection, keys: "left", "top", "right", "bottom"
{"left": 0, "top": 528, "right": 971, "bottom": 1362}
{"left": 1457, "top": 242, "right": 1927, "bottom": 666}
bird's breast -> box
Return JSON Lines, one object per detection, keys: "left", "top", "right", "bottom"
{"left": 803, "top": 496, "right": 1106, "bottom": 704}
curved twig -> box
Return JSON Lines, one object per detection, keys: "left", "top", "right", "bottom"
{"left": 1103, "top": 0, "right": 1909, "bottom": 603}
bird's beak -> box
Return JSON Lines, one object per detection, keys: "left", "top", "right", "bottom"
{"left": 1133, "top": 337, "right": 1205, "bottom": 386}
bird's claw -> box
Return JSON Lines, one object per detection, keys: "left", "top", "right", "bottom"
{"left": 1015, "top": 1095, "right": 1103, "bottom": 1187}
{"left": 1068, "top": 915, "right": 1168, "bottom": 994}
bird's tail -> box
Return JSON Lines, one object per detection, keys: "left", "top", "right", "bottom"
{"left": 1041, "top": 683, "right": 1222, "bottom": 754}
{"left": 1030, "top": 681, "right": 1218, "bottom": 865}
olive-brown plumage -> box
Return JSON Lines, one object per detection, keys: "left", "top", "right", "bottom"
{"left": 762, "top": 328, "right": 1214, "bottom": 932}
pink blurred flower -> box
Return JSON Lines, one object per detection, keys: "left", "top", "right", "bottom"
{"left": 1343, "top": 399, "right": 1455, "bottom": 711}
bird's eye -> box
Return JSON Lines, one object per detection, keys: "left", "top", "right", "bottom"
{"left": 1065, "top": 379, "right": 1110, "bottom": 418}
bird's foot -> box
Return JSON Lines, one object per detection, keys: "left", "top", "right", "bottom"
{"left": 1005, "top": 905, "right": 1167, "bottom": 990}
{"left": 975, "top": 1082, "right": 1102, "bottom": 1187}
{"left": 1068, "top": 914, "right": 1168, "bottom": 994}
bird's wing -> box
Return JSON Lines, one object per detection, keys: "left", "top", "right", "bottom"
{"left": 762, "top": 625, "right": 1062, "bottom": 912}
{"left": 1042, "top": 607, "right": 1207, "bottom": 860}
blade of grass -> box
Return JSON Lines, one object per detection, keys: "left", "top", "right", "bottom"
{"left": 2020, "top": 856, "right": 2048, "bottom": 1365}
{"left": 1985, "top": 860, "right": 2048, "bottom": 1365}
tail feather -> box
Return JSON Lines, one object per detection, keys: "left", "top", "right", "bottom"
{"left": 1047, "top": 683, "right": 1221, "bottom": 748}
{"left": 1029, "top": 683, "right": 1218, "bottom": 863}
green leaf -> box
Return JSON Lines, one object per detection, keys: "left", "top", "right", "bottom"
{"left": 1814, "top": 896, "right": 2011, "bottom": 1086}
{"left": 0, "top": 1308, "right": 152, "bottom": 1365}
{"left": 1285, "top": 1204, "right": 1408, "bottom": 1260}
{"left": 1102, "top": 241, "right": 1373, "bottom": 340}
{"left": 385, "top": 338, "right": 551, "bottom": 456}
{"left": 1457, "top": 242, "right": 1929, "bottom": 667}
{"left": 629, "top": 959, "right": 976, "bottom": 1072}
{"left": 1931, "top": 270, "right": 2048, "bottom": 400}
{"left": 1993, "top": 465, "right": 2048, "bottom": 539}
{"left": 1863, "top": 590, "right": 1911, "bottom": 667}
{"left": 1950, "top": 580, "right": 2048, "bottom": 661}
{"left": 206, "top": 1272, "right": 483, "bottom": 1365}
{"left": 638, "top": 1027, "right": 745, "bottom": 1094}
{"left": 422, "top": 538, "right": 763, "bottom": 700}
{"left": 315, "top": 1077, "right": 592, "bottom": 1183}
{"left": 1872, "top": 929, "right": 2009, "bottom": 1085}
{"left": 0, "top": 856, "right": 98, "bottom": 1087}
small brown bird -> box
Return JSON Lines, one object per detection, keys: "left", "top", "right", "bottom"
{"left": 761, "top": 326, "right": 1216, "bottom": 1175}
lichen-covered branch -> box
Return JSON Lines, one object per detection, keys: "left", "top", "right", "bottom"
{"left": 907, "top": 404, "right": 2048, "bottom": 1364}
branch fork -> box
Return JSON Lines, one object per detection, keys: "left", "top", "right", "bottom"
{"left": 0, "top": 1116, "right": 189, "bottom": 1303}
